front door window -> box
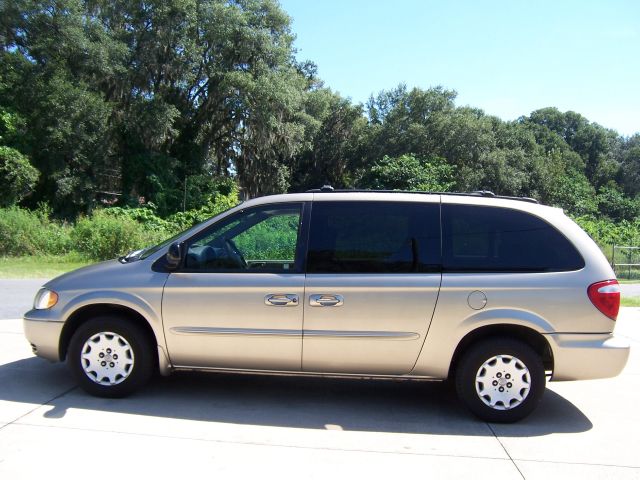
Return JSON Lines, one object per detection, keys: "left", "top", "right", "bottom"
{"left": 184, "top": 203, "right": 302, "bottom": 272}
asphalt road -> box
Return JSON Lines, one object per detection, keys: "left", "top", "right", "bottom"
{"left": 0, "top": 279, "right": 48, "bottom": 319}
{"left": 624, "top": 282, "right": 640, "bottom": 297}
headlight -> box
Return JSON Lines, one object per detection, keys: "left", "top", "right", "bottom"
{"left": 34, "top": 288, "right": 59, "bottom": 310}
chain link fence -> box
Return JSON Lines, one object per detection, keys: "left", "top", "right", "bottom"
{"left": 612, "top": 245, "right": 640, "bottom": 280}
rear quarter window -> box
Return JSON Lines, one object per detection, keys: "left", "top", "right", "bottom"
{"left": 442, "top": 204, "right": 584, "bottom": 272}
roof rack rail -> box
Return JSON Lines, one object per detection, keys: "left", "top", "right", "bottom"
{"left": 305, "top": 187, "right": 539, "bottom": 204}
{"left": 472, "top": 190, "right": 496, "bottom": 197}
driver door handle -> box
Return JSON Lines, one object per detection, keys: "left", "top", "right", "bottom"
{"left": 264, "top": 294, "right": 299, "bottom": 306}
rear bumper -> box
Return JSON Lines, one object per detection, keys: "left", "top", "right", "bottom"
{"left": 23, "top": 309, "right": 64, "bottom": 362}
{"left": 545, "top": 332, "right": 630, "bottom": 381}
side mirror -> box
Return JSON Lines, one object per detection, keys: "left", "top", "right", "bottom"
{"left": 166, "top": 242, "right": 183, "bottom": 271}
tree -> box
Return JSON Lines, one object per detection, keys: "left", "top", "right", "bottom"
{"left": 0, "top": 1, "right": 638, "bottom": 224}
{"left": 524, "top": 108, "right": 620, "bottom": 187}
{"left": 0, "top": 146, "right": 39, "bottom": 207}
{"left": 365, "top": 85, "right": 458, "bottom": 162}
{"left": 289, "top": 88, "right": 366, "bottom": 192}
{"left": 358, "top": 154, "right": 455, "bottom": 192}
{"left": 597, "top": 185, "right": 640, "bottom": 221}
{"left": 0, "top": 0, "right": 311, "bottom": 214}
{"left": 618, "top": 134, "right": 640, "bottom": 197}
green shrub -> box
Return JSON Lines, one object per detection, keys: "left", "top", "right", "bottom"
{"left": 166, "top": 182, "right": 240, "bottom": 231}
{"left": 0, "top": 206, "right": 71, "bottom": 255}
{"left": 99, "top": 206, "right": 174, "bottom": 234}
{"left": 573, "top": 215, "right": 640, "bottom": 248}
{"left": 70, "top": 210, "right": 166, "bottom": 261}
{"left": 67, "top": 182, "right": 239, "bottom": 261}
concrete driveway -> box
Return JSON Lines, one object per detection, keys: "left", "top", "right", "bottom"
{"left": 1, "top": 302, "right": 639, "bottom": 479}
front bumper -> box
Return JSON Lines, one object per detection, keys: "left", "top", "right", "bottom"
{"left": 545, "top": 332, "right": 630, "bottom": 381}
{"left": 23, "top": 309, "right": 64, "bottom": 362}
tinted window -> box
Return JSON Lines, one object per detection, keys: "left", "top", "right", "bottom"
{"left": 184, "top": 203, "right": 302, "bottom": 272}
{"left": 307, "top": 202, "right": 440, "bottom": 273}
{"left": 442, "top": 204, "right": 584, "bottom": 272}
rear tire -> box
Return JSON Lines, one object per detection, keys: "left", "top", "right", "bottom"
{"left": 67, "top": 316, "right": 155, "bottom": 397}
{"left": 455, "top": 338, "right": 545, "bottom": 423}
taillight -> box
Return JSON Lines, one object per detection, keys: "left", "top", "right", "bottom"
{"left": 587, "top": 280, "right": 620, "bottom": 320}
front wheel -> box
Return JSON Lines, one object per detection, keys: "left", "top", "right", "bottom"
{"left": 455, "top": 338, "right": 545, "bottom": 423}
{"left": 67, "top": 316, "right": 155, "bottom": 397}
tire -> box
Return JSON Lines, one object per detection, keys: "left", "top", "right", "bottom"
{"left": 455, "top": 337, "right": 545, "bottom": 423}
{"left": 67, "top": 316, "right": 155, "bottom": 397}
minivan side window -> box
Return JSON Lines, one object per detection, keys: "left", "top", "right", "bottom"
{"left": 183, "top": 203, "right": 303, "bottom": 272}
{"left": 442, "top": 204, "right": 584, "bottom": 272}
{"left": 307, "top": 201, "right": 441, "bottom": 274}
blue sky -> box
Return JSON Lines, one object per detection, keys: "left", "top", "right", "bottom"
{"left": 279, "top": 0, "right": 640, "bottom": 136}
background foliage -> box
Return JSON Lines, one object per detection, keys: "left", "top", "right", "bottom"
{"left": 0, "top": 0, "right": 638, "bottom": 262}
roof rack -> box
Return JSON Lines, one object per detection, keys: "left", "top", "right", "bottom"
{"left": 305, "top": 187, "right": 539, "bottom": 204}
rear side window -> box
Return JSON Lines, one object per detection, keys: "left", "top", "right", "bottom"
{"left": 442, "top": 204, "right": 584, "bottom": 272}
{"left": 307, "top": 201, "right": 440, "bottom": 273}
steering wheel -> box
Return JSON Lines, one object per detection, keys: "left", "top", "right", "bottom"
{"left": 223, "top": 237, "right": 248, "bottom": 269}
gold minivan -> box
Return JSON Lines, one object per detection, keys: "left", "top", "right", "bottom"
{"left": 24, "top": 191, "right": 630, "bottom": 422}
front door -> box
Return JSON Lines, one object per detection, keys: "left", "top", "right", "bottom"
{"left": 302, "top": 199, "right": 442, "bottom": 375}
{"left": 162, "top": 202, "right": 307, "bottom": 371}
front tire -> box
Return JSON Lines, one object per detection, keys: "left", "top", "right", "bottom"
{"left": 67, "top": 316, "right": 155, "bottom": 397}
{"left": 455, "top": 338, "right": 545, "bottom": 423}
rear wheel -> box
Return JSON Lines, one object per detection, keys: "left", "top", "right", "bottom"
{"left": 67, "top": 316, "right": 155, "bottom": 397}
{"left": 455, "top": 338, "right": 545, "bottom": 422}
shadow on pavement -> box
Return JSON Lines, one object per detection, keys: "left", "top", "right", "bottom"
{"left": 1, "top": 357, "right": 592, "bottom": 436}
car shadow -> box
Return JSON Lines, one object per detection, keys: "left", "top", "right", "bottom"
{"left": 1, "top": 357, "right": 592, "bottom": 436}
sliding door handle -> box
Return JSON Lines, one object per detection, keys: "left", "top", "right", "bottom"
{"left": 309, "top": 294, "right": 344, "bottom": 307}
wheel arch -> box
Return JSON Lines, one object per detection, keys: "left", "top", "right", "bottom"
{"left": 447, "top": 324, "right": 554, "bottom": 380}
{"left": 59, "top": 304, "right": 158, "bottom": 365}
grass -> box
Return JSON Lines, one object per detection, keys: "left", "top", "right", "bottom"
{"left": 621, "top": 296, "right": 640, "bottom": 307}
{"left": 0, "top": 254, "right": 91, "bottom": 279}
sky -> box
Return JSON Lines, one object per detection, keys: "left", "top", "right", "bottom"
{"left": 279, "top": 0, "right": 640, "bottom": 136}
